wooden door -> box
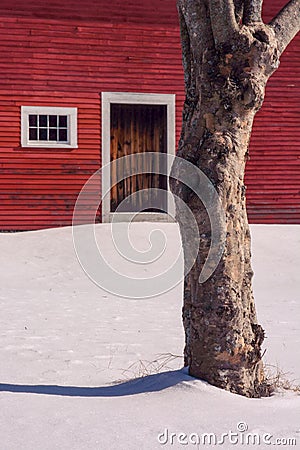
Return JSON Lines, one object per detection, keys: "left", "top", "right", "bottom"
{"left": 110, "top": 104, "right": 167, "bottom": 213}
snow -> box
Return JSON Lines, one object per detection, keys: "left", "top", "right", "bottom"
{"left": 0, "top": 223, "right": 299, "bottom": 449}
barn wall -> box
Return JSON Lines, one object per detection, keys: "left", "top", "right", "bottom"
{"left": 0, "top": 16, "right": 184, "bottom": 230}
{"left": 245, "top": 0, "right": 300, "bottom": 223}
{"left": 0, "top": 0, "right": 299, "bottom": 229}
{"left": 0, "top": 0, "right": 178, "bottom": 26}
{"left": 0, "top": 91, "right": 101, "bottom": 229}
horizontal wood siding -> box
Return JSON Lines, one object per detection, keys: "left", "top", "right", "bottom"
{"left": 0, "top": 10, "right": 184, "bottom": 229}
{"left": 245, "top": 0, "right": 300, "bottom": 223}
{"left": 0, "top": 0, "right": 299, "bottom": 228}
{"left": 0, "top": 0, "right": 179, "bottom": 26}
{"left": 0, "top": 91, "right": 101, "bottom": 229}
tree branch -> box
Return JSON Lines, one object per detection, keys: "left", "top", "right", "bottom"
{"left": 209, "top": 0, "right": 239, "bottom": 44}
{"left": 234, "top": 0, "right": 244, "bottom": 24}
{"left": 177, "top": 0, "right": 215, "bottom": 60}
{"left": 177, "top": 3, "right": 193, "bottom": 97}
{"left": 243, "top": 0, "right": 262, "bottom": 24}
{"left": 269, "top": 0, "right": 300, "bottom": 54}
{"left": 176, "top": 0, "right": 214, "bottom": 153}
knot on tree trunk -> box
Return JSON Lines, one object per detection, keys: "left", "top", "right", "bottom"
{"left": 207, "top": 25, "right": 280, "bottom": 115}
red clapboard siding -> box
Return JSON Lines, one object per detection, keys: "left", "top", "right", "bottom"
{"left": 245, "top": 0, "right": 300, "bottom": 224}
{"left": 0, "top": 0, "right": 179, "bottom": 25}
{"left": 0, "top": 3, "right": 185, "bottom": 230}
{"left": 0, "top": 91, "right": 102, "bottom": 229}
{"left": 0, "top": 0, "right": 299, "bottom": 229}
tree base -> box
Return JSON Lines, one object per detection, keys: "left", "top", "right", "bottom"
{"left": 188, "top": 363, "right": 273, "bottom": 398}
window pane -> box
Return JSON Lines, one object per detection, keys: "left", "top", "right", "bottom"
{"left": 49, "top": 129, "right": 58, "bottom": 141}
{"left": 59, "top": 129, "right": 68, "bottom": 142}
{"left": 59, "top": 115, "right": 67, "bottom": 128}
{"left": 29, "top": 128, "right": 38, "bottom": 140}
{"left": 39, "top": 115, "right": 47, "bottom": 127}
{"left": 29, "top": 115, "right": 37, "bottom": 127}
{"left": 39, "top": 128, "right": 48, "bottom": 140}
{"left": 49, "top": 115, "right": 57, "bottom": 127}
{"left": 22, "top": 107, "right": 76, "bottom": 147}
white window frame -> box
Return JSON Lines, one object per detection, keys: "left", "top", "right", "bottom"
{"left": 21, "top": 106, "right": 78, "bottom": 148}
{"left": 101, "top": 92, "right": 176, "bottom": 223}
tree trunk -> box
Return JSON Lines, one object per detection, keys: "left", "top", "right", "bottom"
{"left": 172, "top": 0, "right": 299, "bottom": 398}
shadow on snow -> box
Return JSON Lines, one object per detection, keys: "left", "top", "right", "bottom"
{"left": 0, "top": 369, "right": 196, "bottom": 398}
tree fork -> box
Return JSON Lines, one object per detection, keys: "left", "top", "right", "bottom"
{"left": 173, "top": 0, "right": 299, "bottom": 397}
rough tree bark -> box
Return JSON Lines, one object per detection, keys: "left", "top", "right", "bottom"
{"left": 171, "top": 0, "right": 299, "bottom": 397}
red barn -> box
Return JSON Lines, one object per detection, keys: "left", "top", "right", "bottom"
{"left": 0, "top": 0, "right": 299, "bottom": 229}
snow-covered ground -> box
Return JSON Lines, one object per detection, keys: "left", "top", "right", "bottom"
{"left": 0, "top": 223, "right": 299, "bottom": 449}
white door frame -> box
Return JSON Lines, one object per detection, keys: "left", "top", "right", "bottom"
{"left": 101, "top": 92, "right": 176, "bottom": 222}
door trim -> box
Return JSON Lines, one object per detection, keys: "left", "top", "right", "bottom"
{"left": 101, "top": 92, "right": 176, "bottom": 222}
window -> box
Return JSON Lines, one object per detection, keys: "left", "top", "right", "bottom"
{"left": 21, "top": 106, "right": 77, "bottom": 148}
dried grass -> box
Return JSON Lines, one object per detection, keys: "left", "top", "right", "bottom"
{"left": 121, "top": 353, "right": 183, "bottom": 379}
{"left": 264, "top": 364, "right": 300, "bottom": 394}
